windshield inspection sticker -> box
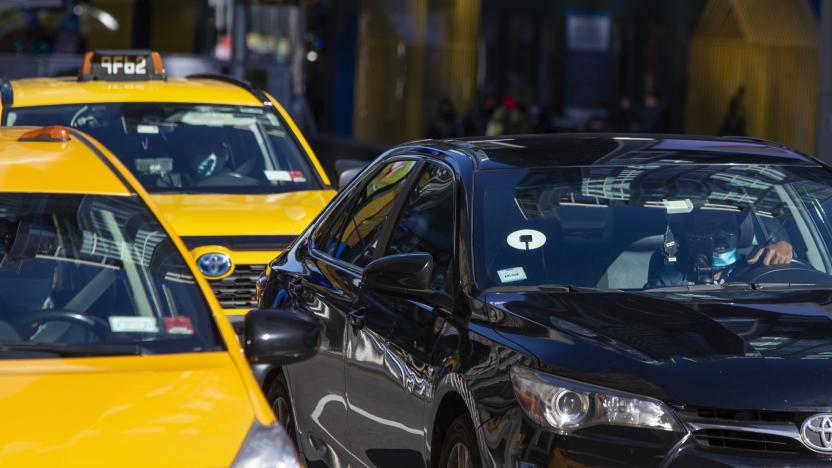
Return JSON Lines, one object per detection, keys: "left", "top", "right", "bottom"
{"left": 264, "top": 170, "right": 292, "bottom": 182}
{"left": 164, "top": 316, "right": 194, "bottom": 335}
{"left": 109, "top": 316, "right": 159, "bottom": 333}
{"left": 498, "top": 267, "right": 527, "bottom": 283}
{"left": 506, "top": 229, "right": 547, "bottom": 251}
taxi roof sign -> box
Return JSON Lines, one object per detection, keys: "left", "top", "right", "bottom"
{"left": 79, "top": 50, "right": 166, "bottom": 82}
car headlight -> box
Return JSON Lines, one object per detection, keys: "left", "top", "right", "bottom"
{"left": 232, "top": 420, "right": 301, "bottom": 468}
{"left": 510, "top": 366, "right": 683, "bottom": 433}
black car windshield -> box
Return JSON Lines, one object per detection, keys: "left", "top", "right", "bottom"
{"left": 8, "top": 103, "right": 319, "bottom": 194}
{"left": 0, "top": 193, "right": 222, "bottom": 357}
{"left": 475, "top": 164, "right": 832, "bottom": 291}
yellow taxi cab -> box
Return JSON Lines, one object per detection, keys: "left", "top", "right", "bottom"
{"left": 0, "top": 50, "right": 336, "bottom": 322}
{"left": 0, "top": 125, "right": 319, "bottom": 466}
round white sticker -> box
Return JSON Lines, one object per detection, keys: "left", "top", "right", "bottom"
{"left": 506, "top": 229, "right": 547, "bottom": 251}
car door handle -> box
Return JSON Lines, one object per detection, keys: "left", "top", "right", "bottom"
{"left": 347, "top": 308, "right": 366, "bottom": 328}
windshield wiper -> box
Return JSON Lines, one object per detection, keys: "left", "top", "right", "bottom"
{"left": 0, "top": 341, "right": 151, "bottom": 357}
{"left": 642, "top": 282, "right": 821, "bottom": 293}
{"left": 485, "top": 284, "right": 620, "bottom": 293}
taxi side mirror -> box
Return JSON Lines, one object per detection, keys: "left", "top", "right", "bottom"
{"left": 244, "top": 309, "right": 320, "bottom": 366}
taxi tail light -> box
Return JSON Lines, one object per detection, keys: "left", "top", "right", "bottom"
{"left": 18, "top": 126, "right": 72, "bottom": 143}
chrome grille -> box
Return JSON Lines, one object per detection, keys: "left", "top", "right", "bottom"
{"left": 678, "top": 407, "right": 816, "bottom": 455}
{"left": 208, "top": 264, "right": 265, "bottom": 309}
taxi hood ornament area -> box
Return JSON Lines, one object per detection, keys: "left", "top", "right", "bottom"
{"left": 197, "top": 252, "right": 232, "bottom": 278}
{"left": 801, "top": 414, "right": 832, "bottom": 453}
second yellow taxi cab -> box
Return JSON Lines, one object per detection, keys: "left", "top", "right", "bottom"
{"left": 0, "top": 50, "right": 336, "bottom": 320}
{"left": 0, "top": 125, "right": 320, "bottom": 466}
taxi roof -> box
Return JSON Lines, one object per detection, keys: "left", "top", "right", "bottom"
{"left": 0, "top": 127, "right": 130, "bottom": 195}
{"left": 8, "top": 76, "right": 264, "bottom": 108}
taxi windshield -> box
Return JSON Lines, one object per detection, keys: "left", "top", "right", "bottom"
{"left": 8, "top": 103, "right": 320, "bottom": 194}
{"left": 475, "top": 164, "right": 832, "bottom": 291}
{"left": 0, "top": 193, "right": 222, "bottom": 357}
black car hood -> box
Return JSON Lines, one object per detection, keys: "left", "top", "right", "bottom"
{"left": 485, "top": 289, "right": 832, "bottom": 411}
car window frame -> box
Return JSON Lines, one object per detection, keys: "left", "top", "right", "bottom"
{"left": 309, "top": 155, "right": 424, "bottom": 273}
{"left": 376, "top": 158, "right": 458, "bottom": 292}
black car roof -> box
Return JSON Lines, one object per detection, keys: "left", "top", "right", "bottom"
{"left": 400, "top": 134, "right": 819, "bottom": 170}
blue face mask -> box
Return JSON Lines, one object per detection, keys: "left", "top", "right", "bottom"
{"left": 712, "top": 249, "right": 737, "bottom": 269}
{"left": 196, "top": 153, "right": 218, "bottom": 177}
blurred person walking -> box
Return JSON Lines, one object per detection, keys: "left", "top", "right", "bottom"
{"left": 486, "top": 96, "right": 534, "bottom": 136}
{"left": 428, "top": 97, "right": 464, "bottom": 139}
{"left": 719, "top": 85, "right": 747, "bottom": 136}
{"left": 641, "top": 92, "right": 668, "bottom": 133}
{"left": 463, "top": 94, "right": 497, "bottom": 136}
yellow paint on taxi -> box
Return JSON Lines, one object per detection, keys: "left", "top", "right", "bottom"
{"left": 10, "top": 77, "right": 263, "bottom": 108}
{"left": 0, "top": 127, "right": 128, "bottom": 195}
{"left": 149, "top": 191, "right": 334, "bottom": 237}
{"left": 0, "top": 126, "right": 279, "bottom": 465}
{"left": 7, "top": 72, "right": 337, "bottom": 314}
{"left": 0, "top": 353, "right": 252, "bottom": 467}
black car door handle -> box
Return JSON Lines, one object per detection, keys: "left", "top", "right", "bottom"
{"left": 348, "top": 308, "right": 366, "bottom": 328}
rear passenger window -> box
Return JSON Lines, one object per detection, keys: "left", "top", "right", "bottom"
{"left": 315, "top": 160, "right": 417, "bottom": 268}
{"left": 385, "top": 163, "right": 455, "bottom": 289}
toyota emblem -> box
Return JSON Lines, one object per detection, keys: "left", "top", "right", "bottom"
{"left": 801, "top": 414, "right": 832, "bottom": 453}
{"left": 196, "top": 252, "right": 232, "bottom": 278}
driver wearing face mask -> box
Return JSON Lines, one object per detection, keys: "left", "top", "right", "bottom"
{"left": 645, "top": 208, "right": 794, "bottom": 288}
{"left": 184, "top": 141, "right": 230, "bottom": 184}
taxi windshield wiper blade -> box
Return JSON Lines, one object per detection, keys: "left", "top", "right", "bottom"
{"left": 0, "top": 341, "right": 151, "bottom": 357}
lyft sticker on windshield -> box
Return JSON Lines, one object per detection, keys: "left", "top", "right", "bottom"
{"left": 498, "top": 267, "right": 527, "bottom": 283}
{"left": 506, "top": 229, "right": 547, "bottom": 251}
{"left": 109, "top": 316, "right": 159, "bottom": 333}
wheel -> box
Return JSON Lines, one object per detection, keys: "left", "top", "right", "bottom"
{"left": 438, "top": 414, "right": 481, "bottom": 468}
{"left": 267, "top": 374, "right": 298, "bottom": 444}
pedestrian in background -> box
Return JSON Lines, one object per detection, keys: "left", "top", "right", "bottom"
{"left": 463, "top": 94, "right": 496, "bottom": 136}
{"left": 486, "top": 96, "right": 534, "bottom": 136}
{"left": 428, "top": 97, "right": 464, "bottom": 139}
{"left": 641, "top": 91, "right": 668, "bottom": 133}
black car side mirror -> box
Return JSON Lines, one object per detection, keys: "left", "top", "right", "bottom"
{"left": 362, "top": 252, "right": 434, "bottom": 296}
{"left": 335, "top": 159, "right": 367, "bottom": 190}
{"left": 244, "top": 309, "right": 320, "bottom": 366}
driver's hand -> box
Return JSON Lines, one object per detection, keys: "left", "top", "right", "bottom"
{"left": 747, "top": 240, "right": 793, "bottom": 266}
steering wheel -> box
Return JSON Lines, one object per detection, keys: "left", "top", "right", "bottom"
{"left": 17, "top": 310, "right": 110, "bottom": 340}
{"left": 731, "top": 261, "right": 832, "bottom": 284}
{"left": 196, "top": 171, "right": 262, "bottom": 187}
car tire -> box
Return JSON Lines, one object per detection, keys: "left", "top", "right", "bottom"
{"left": 267, "top": 373, "right": 297, "bottom": 445}
{"left": 438, "top": 414, "right": 481, "bottom": 468}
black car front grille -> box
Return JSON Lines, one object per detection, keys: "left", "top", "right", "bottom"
{"left": 678, "top": 407, "right": 816, "bottom": 456}
{"left": 208, "top": 264, "right": 265, "bottom": 309}
{"left": 693, "top": 428, "right": 806, "bottom": 454}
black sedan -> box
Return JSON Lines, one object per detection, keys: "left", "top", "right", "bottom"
{"left": 255, "top": 134, "right": 832, "bottom": 467}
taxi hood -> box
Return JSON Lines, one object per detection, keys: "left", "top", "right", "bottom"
{"left": 0, "top": 352, "right": 254, "bottom": 467}
{"left": 149, "top": 190, "right": 334, "bottom": 238}
{"left": 487, "top": 289, "right": 832, "bottom": 411}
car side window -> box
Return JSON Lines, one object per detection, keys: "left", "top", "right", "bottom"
{"left": 385, "top": 162, "right": 455, "bottom": 289}
{"left": 315, "top": 160, "right": 418, "bottom": 268}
